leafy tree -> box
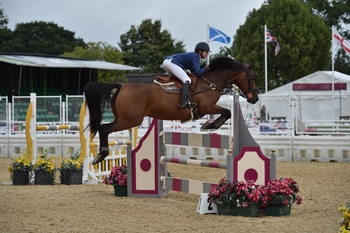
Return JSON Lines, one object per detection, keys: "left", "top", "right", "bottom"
{"left": 231, "top": 0, "right": 330, "bottom": 91}
{"left": 302, "top": 0, "right": 350, "bottom": 31}
{"left": 0, "top": 4, "right": 12, "bottom": 51}
{"left": 118, "top": 18, "right": 186, "bottom": 73}
{"left": 62, "top": 42, "right": 127, "bottom": 83}
{"left": 0, "top": 3, "right": 8, "bottom": 28}
{"left": 301, "top": 0, "right": 350, "bottom": 75}
{"left": 4, "top": 21, "right": 86, "bottom": 55}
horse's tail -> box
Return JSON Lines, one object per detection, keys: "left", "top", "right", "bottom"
{"left": 83, "top": 82, "right": 121, "bottom": 137}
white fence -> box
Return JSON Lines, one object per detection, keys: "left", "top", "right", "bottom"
{"left": 0, "top": 93, "right": 349, "bottom": 162}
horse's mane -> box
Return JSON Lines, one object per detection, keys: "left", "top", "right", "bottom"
{"left": 208, "top": 57, "right": 244, "bottom": 71}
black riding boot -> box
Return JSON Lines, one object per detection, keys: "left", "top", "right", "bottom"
{"left": 180, "top": 81, "right": 190, "bottom": 108}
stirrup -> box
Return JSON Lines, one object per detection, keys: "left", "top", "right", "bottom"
{"left": 179, "top": 101, "right": 196, "bottom": 109}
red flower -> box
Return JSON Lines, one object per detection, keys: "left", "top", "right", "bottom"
{"left": 103, "top": 165, "right": 127, "bottom": 186}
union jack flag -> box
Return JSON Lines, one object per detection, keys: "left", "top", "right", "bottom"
{"left": 266, "top": 28, "right": 280, "bottom": 56}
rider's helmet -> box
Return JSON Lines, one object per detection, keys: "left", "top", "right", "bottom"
{"left": 195, "top": 42, "right": 211, "bottom": 53}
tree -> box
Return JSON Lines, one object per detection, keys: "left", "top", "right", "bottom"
{"left": 0, "top": 4, "right": 12, "bottom": 51}
{"left": 302, "top": 0, "right": 350, "bottom": 31}
{"left": 4, "top": 21, "right": 86, "bottom": 55}
{"left": 62, "top": 42, "right": 126, "bottom": 83}
{"left": 118, "top": 18, "right": 186, "bottom": 73}
{"left": 301, "top": 0, "right": 350, "bottom": 75}
{"left": 231, "top": 0, "right": 330, "bottom": 91}
{"left": 0, "top": 3, "right": 8, "bottom": 28}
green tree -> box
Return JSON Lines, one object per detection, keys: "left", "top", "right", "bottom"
{"left": 62, "top": 42, "right": 126, "bottom": 83}
{"left": 301, "top": 0, "right": 350, "bottom": 75}
{"left": 0, "top": 4, "right": 12, "bottom": 51}
{"left": 5, "top": 21, "right": 86, "bottom": 55}
{"left": 231, "top": 0, "right": 330, "bottom": 91}
{"left": 302, "top": 0, "right": 350, "bottom": 30}
{"left": 0, "top": 3, "right": 8, "bottom": 28}
{"left": 118, "top": 18, "right": 186, "bottom": 73}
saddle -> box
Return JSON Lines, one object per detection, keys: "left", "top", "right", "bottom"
{"left": 154, "top": 73, "right": 197, "bottom": 94}
{"left": 154, "top": 73, "right": 199, "bottom": 123}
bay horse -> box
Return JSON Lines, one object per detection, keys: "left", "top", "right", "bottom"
{"left": 84, "top": 56, "right": 259, "bottom": 164}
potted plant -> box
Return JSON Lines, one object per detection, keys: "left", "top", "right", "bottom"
{"left": 208, "top": 178, "right": 264, "bottom": 217}
{"left": 338, "top": 203, "right": 350, "bottom": 232}
{"left": 263, "top": 177, "right": 303, "bottom": 216}
{"left": 103, "top": 165, "right": 127, "bottom": 196}
{"left": 33, "top": 148, "right": 56, "bottom": 185}
{"left": 8, "top": 148, "right": 33, "bottom": 185}
{"left": 59, "top": 149, "right": 83, "bottom": 185}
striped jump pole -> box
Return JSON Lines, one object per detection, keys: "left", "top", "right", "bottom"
{"left": 160, "top": 156, "right": 227, "bottom": 169}
{"left": 36, "top": 124, "right": 79, "bottom": 131}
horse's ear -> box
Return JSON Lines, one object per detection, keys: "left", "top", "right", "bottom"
{"left": 249, "top": 62, "right": 255, "bottom": 69}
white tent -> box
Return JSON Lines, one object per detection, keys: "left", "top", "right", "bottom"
{"left": 259, "top": 71, "right": 350, "bottom": 122}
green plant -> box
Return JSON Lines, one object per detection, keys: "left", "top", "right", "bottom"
{"left": 338, "top": 203, "right": 350, "bottom": 232}
{"left": 208, "top": 178, "right": 264, "bottom": 209}
{"left": 8, "top": 148, "right": 33, "bottom": 178}
{"left": 59, "top": 149, "right": 83, "bottom": 171}
{"left": 264, "top": 177, "right": 303, "bottom": 206}
{"left": 33, "top": 148, "right": 56, "bottom": 181}
{"left": 103, "top": 165, "right": 127, "bottom": 186}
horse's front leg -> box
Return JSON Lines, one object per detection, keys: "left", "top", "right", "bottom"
{"left": 92, "top": 123, "right": 111, "bottom": 165}
{"left": 201, "top": 106, "right": 231, "bottom": 130}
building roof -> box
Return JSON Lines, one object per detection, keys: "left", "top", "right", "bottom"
{"left": 0, "top": 52, "right": 141, "bottom": 71}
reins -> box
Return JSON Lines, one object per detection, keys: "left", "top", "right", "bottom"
{"left": 191, "top": 64, "right": 256, "bottom": 99}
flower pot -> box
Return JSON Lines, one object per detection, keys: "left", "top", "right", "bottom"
{"left": 60, "top": 169, "right": 68, "bottom": 185}
{"left": 34, "top": 170, "right": 54, "bottom": 185}
{"left": 216, "top": 203, "right": 259, "bottom": 217}
{"left": 216, "top": 204, "right": 233, "bottom": 216}
{"left": 266, "top": 202, "right": 291, "bottom": 216}
{"left": 113, "top": 184, "right": 127, "bottom": 196}
{"left": 12, "top": 170, "right": 30, "bottom": 185}
{"left": 67, "top": 170, "right": 83, "bottom": 185}
{"left": 61, "top": 170, "right": 82, "bottom": 185}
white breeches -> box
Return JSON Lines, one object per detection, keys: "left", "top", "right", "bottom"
{"left": 162, "top": 58, "right": 191, "bottom": 83}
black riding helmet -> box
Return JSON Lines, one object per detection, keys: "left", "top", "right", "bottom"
{"left": 195, "top": 42, "right": 211, "bottom": 53}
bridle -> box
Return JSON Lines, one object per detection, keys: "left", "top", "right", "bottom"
{"left": 236, "top": 64, "right": 258, "bottom": 99}
{"left": 191, "top": 63, "right": 257, "bottom": 100}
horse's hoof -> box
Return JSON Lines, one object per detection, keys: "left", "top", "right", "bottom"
{"left": 201, "top": 122, "right": 212, "bottom": 130}
{"left": 92, "top": 154, "right": 103, "bottom": 165}
{"left": 92, "top": 150, "right": 109, "bottom": 165}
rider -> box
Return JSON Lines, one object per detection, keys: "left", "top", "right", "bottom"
{"left": 162, "top": 42, "right": 210, "bottom": 108}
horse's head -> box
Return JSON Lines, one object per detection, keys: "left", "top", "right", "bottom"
{"left": 239, "top": 62, "right": 259, "bottom": 104}
{"left": 205, "top": 57, "right": 259, "bottom": 104}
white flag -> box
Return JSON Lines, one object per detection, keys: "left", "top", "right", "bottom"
{"left": 334, "top": 29, "right": 350, "bottom": 55}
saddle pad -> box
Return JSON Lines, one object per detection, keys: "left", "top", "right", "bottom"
{"left": 154, "top": 80, "right": 181, "bottom": 94}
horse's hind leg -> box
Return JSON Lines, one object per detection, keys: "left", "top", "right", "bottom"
{"left": 92, "top": 123, "right": 112, "bottom": 165}
{"left": 92, "top": 119, "right": 140, "bottom": 165}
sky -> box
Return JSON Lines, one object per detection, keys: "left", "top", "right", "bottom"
{"left": 1, "top": 0, "right": 265, "bottom": 54}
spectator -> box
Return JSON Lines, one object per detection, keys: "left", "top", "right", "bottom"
{"left": 7, "top": 87, "right": 18, "bottom": 102}
{"left": 260, "top": 105, "right": 269, "bottom": 121}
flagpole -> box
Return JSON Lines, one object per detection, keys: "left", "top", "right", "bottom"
{"left": 332, "top": 27, "right": 335, "bottom": 121}
{"left": 207, "top": 24, "right": 210, "bottom": 65}
{"left": 264, "top": 24, "right": 268, "bottom": 94}
{"left": 332, "top": 27, "right": 334, "bottom": 92}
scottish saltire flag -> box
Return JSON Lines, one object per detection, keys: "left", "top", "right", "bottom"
{"left": 334, "top": 29, "right": 350, "bottom": 55}
{"left": 266, "top": 28, "right": 280, "bottom": 55}
{"left": 208, "top": 25, "right": 231, "bottom": 44}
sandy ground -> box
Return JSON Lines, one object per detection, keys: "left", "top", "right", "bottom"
{"left": 1, "top": 158, "right": 349, "bottom": 233}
